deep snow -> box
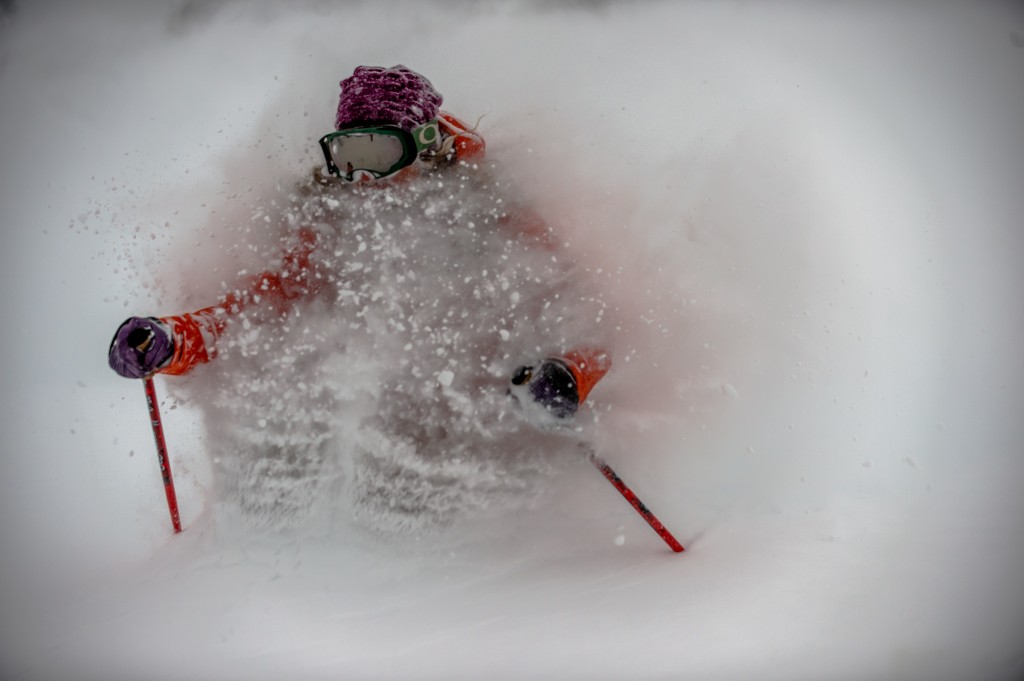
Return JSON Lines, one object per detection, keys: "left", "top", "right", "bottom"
{"left": 1, "top": 1, "right": 1024, "bottom": 680}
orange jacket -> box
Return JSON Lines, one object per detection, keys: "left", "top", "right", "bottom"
{"left": 157, "top": 113, "right": 611, "bottom": 406}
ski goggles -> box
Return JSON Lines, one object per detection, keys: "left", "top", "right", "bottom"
{"left": 318, "top": 119, "right": 441, "bottom": 181}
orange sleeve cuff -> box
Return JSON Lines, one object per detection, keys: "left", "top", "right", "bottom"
{"left": 561, "top": 348, "right": 612, "bottom": 404}
{"left": 157, "top": 307, "right": 227, "bottom": 376}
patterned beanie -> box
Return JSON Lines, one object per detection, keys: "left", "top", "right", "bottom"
{"left": 334, "top": 65, "right": 443, "bottom": 131}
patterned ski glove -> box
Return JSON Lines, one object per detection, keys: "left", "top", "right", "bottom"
{"left": 108, "top": 317, "right": 174, "bottom": 379}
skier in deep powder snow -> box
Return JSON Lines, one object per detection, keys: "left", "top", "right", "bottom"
{"left": 107, "top": 65, "right": 613, "bottom": 530}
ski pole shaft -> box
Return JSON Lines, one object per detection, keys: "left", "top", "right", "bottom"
{"left": 586, "top": 449, "right": 683, "bottom": 553}
{"left": 143, "top": 376, "right": 182, "bottom": 534}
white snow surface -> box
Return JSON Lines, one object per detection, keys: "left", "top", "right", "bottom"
{"left": 2, "top": 2, "right": 1024, "bottom": 680}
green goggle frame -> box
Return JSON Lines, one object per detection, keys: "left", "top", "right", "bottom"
{"left": 318, "top": 119, "right": 440, "bottom": 181}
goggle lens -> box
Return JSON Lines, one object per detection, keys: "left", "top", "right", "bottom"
{"left": 326, "top": 132, "right": 406, "bottom": 177}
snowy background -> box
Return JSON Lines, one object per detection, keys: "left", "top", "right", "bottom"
{"left": 2, "top": 1, "right": 1024, "bottom": 679}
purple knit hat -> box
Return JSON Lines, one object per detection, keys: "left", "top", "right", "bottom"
{"left": 334, "top": 65, "right": 443, "bottom": 132}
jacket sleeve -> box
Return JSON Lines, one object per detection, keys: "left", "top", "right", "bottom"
{"left": 440, "top": 112, "right": 558, "bottom": 249}
{"left": 559, "top": 348, "right": 612, "bottom": 405}
{"left": 157, "top": 306, "right": 227, "bottom": 376}
{"left": 155, "top": 227, "right": 321, "bottom": 376}
{"left": 439, "top": 112, "right": 486, "bottom": 162}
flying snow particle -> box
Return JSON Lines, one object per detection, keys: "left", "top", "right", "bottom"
{"left": 437, "top": 370, "right": 454, "bottom": 387}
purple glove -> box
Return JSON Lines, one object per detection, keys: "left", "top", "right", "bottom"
{"left": 508, "top": 359, "right": 580, "bottom": 420}
{"left": 108, "top": 317, "right": 174, "bottom": 379}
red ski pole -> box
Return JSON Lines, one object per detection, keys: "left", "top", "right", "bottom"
{"left": 142, "top": 376, "right": 182, "bottom": 534}
{"left": 585, "top": 447, "right": 683, "bottom": 553}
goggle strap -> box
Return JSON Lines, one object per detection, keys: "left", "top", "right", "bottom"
{"left": 410, "top": 120, "right": 440, "bottom": 154}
